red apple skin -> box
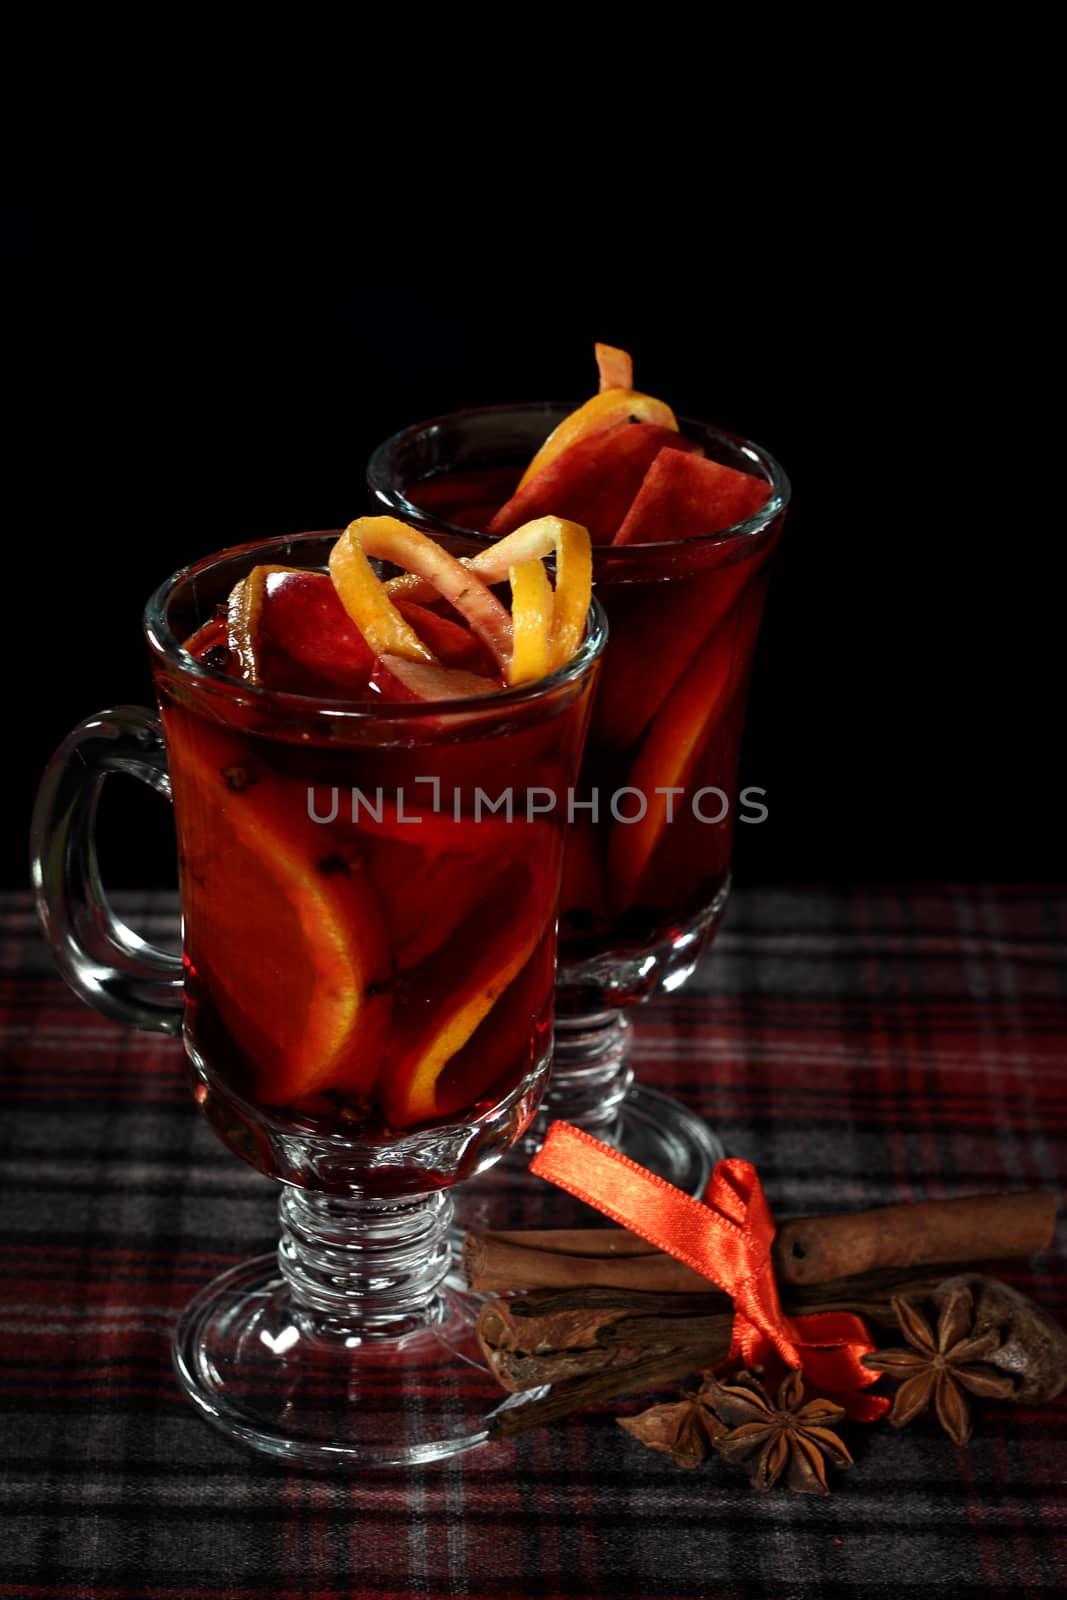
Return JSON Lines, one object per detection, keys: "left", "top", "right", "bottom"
{"left": 488, "top": 423, "right": 702, "bottom": 544}
{"left": 257, "top": 571, "right": 374, "bottom": 692}
{"left": 251, "top": 570, "right": 496, "bottom": 696}
{"left": 393, "top": 600, "right": 496, "bottom": 674}
{"left": 613, "top": 446, "right": 772, "bottom": 545}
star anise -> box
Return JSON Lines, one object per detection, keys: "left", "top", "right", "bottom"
{"left": 860, "top": 1283, "right": 1016, "bottom": 1444}
{"left": 698, "top": 1369, "right": 853, "bottom": 1495}
{"left": 617, "top": 1394, "right": 724, "bottom": 1469}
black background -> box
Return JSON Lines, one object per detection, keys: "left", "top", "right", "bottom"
{"left": 4, "top": 21, "right": 1057, "bottom": 891}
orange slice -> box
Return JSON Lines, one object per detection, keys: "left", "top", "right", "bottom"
{"left": 226, "top": 564, "right": 296, "bottom": 683}
{"left": 330, "top": 516, "right": 513, "bottom": 670}
{"left": 432, "top": 937, "right": 553, "bottom": 1121}
{"left": 606, "top": 595, "right": 765, "bottom": 913}
{"left": 516, "top": 389, "right": 678, "bottom": 490}
{"left": 167, "top": 714, "right": 391, "bottom": 1105}
{"left": 477, "top": 517, "right": 593, "bottom": 672}
{"left": 384, "top": 516, "right": 593, "bottom": 679}
{"left": 382, "top": 855, "right": 556, "bottom": 1127}
{"left": 328, "top": 526, "right": 437, "bottom": 664}
{"left": 508, "top": 558, "right": 553, "bottom": 685}
{"left": 389, "top": 516, "right": 592, "bottom": 675}
{"left": 595, "top": 342, "right": 634, "bottom": 391}
{"left": 384, "top": 932, "right": 537, "bottom": 1126}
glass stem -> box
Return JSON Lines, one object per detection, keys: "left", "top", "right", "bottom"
{"left": 528, "top": 1010, "right": 635, "bottom": 1138}
{"left": 277, "top": 1187, "right": 453, "bottom": 1339}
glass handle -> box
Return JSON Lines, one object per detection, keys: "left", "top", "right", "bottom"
{"left": 30, "top": 705, "right": 184, "bottom": 1034}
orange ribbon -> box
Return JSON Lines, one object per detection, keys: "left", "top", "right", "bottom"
{"left": 530, "top": 1121, "right": 889, "bottom": 1420}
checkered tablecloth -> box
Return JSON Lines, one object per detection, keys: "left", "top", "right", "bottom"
{"left": 2, "top": 886, "right": 1065, "bottom": 1599}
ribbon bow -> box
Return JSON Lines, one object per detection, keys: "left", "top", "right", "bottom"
{"left": 530, "top": 1121, "right": 888, "bottom": 1419}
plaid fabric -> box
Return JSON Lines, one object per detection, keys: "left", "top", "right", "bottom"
{"left": 2, "top": 885, "right": 1064, "bottom": 1600}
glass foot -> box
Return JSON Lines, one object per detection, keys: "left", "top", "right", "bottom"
{"left": 457, "top": 1084, "right": 725, "bottom": 1231}
{"left": 172, "top": 1253, "right": 530, "bottom": 1468}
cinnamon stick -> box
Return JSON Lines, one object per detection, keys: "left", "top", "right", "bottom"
{"left": 481, "top": 1292, "right": 732, "bottom": 1392}
{"left": 464, "top": 1233, "right": 708, "bottom": 1295}
{"left": 774, "top": 1192, "right": 1056, "bottom": 1284}
{"left": 475, "top": 1229, "right": 658, "bottom": 1257}
{"left": 486, "top": 1264, "right": 1064, "bottom": 1439}
{"left": 463, "top": 1191, "right": 1055, "bottom": 1295}
{"left": 490, "top": 1340, "right": 732, "bottom": 1439}
{"left": 477, "top": 1266, "right": 955, "bottom": 1395}
{"left": 479, "top": 1287, "right": 732, "bottom": 1391}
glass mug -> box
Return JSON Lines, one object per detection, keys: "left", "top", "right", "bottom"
{"left": 31, "top": 529, "right": 605, "bottom": 1467}
{"left": 368, "top": 407, "right": 790, "bottom": 1197}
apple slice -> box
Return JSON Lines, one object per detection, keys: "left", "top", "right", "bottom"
{"left": 256, "top": 569, "right": 374, "bottom": 692}
{"left": 488, "top": 422, "right": 702, "bottom": 544}
{"left": 393, "top": 600, "right": 495, "bottom": 674}
{"left": 613, "top": 446, "right": 773, "bottom": 545}
{"left": 226, "top": 567, "right": 497, "bottom": 697}
{"left": 371, "top": 655, "right": 499, "bottom": 701}
{"left": 166, "top": 713, "right": 392, "bottom": 1105}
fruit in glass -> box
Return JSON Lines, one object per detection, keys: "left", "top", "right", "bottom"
{"left": 30, "top": 522, "right": 604, "bottom": 1465}
{"left": 367, "top": 348, "right": 790, "bottom": 1194}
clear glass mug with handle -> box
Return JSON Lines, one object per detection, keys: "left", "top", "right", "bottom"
{"left": 30, "top": 528, "right": 605, "bottom": 1467}
{"left": 368, "top": 407, "right": 789, "bottom": 1199}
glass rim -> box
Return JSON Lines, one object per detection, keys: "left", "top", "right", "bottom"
{"left": 143, "top": 527, "right": 608, "bottom": 718}
{"left": 366, "top": 400, "right": 791, "bottom": 554}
